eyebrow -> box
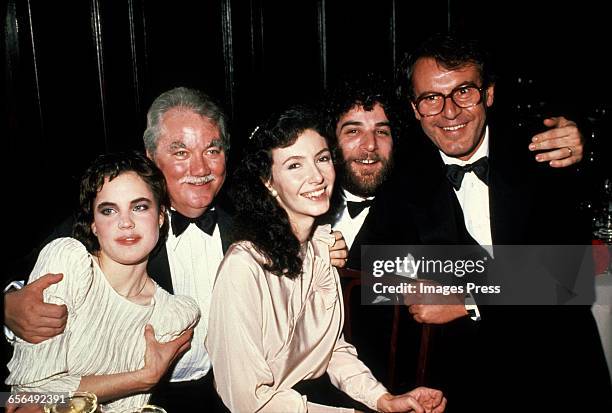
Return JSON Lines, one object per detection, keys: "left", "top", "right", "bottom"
{"left": 96, "top": 197, "right": 153, "bottom": 210}
{"left": 165, "top": 139, "right": 224, "bottom": 152}
{"left": 167, "top": 141, "right": 186, "bottom": 151}
{"left": 282, "top": 148, "right": 331, "bottom": 165}
{"left": 208, "top": 139, "right": 224, "bottom": 149}
{"left": 339, "top": 120, "right": 391, "bottom": 130}
{"left": 417, "top": 81, "right": 480, "bottom": 97}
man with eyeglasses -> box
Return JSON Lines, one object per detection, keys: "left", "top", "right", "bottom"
{"left": 415, "top": 83, "right": 483, "bottom": 116}
{"left": 315, "top": 72, "right": 588, "bottom": 397}
{"left": 389, "top": 33, "right": 612, "bottom": 412}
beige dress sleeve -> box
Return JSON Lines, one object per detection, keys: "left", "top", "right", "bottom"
{"left": 326, "top": 332, "right": 388, "bottom": 411}
{"left": 7, "top": 238, "right": 94, "bottom": 392}
{"left": 311, "top": 227, "right": 388, "bottom": 411}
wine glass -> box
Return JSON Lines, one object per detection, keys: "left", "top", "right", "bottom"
{"left": 44, "top": 391, "right": 97, "bottom": 413}
{"left": 116, "top": 405, "right": 168, "bottom": 413}
{"left": 594, "top": 208, "right": 612, "bottom": 243}
{"left": 593, "top": 178, "right": 612, "bottom": 273}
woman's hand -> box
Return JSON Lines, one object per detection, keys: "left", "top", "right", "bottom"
{"left": 137, "top": 324, "right": 194, "bottom": 390}
{"left": 376, "top": 387, "right": 446, "bottom": 413}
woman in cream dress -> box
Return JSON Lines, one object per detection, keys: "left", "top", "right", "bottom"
{"left": 6, "top": 152, "right": 199, "bottom": 412}
{"left": 206, "top": 107, "right": 446, "bottom": 413}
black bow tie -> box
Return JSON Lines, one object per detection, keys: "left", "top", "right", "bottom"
{"left": 346, "top": 199, "right": 374, "bottom": 219}
{"left": 170, "top": 208, "right": 217, "bottom": 236}
{"left": 445, "top": 156, "right": 489, "bottom": 190}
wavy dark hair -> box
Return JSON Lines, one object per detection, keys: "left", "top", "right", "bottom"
{"left": 72, "top": 151, "right": 170, "bottom": 254}
{"left": 397, "top": 33, "right": 497, "bottom": 102}
{"left": 231, "top": 105, "right": 329, "bottom": 279}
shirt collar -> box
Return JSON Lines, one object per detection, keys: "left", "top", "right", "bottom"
{"left": 342, "top": 188, "right": 375, "bottom": 203}
{"left": 166, "top": 207, "right": 218, "bottom": 251}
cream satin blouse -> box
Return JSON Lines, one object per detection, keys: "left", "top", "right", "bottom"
{"left": 206, "top": 225, "right": 387, "bottom": 412}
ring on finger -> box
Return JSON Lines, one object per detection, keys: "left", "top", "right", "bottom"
{"left": 565, "top": 146, "right": 573, "bottom": 158}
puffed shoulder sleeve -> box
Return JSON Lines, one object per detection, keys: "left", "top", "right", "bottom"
{"left": 6, "top": 237, "right": 94, "bottom": 392}
{"left": 29, "top": 237, "right": 94, "bottom": 311}
{"left": 151, "top": 290, "right": 201, "bottom": 343}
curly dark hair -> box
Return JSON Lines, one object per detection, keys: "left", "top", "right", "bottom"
{"left": 231, "top": 105, "right": 330, "bottom": 279}
{"left": 72, "top": 151, "right": 170, "bottom": 254}
{"left": 323, "top": 72, "right": 402, "bottom": 148}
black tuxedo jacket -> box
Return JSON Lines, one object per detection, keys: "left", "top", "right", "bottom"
{"left": 398, "top": 120, "right": 593, "bottom": 297}
{"left": 331, "top": 184, "right": 422, "bottom": 391}
{"left": 394, "top": 121, "right": 585, "bottom": 246}
{"left": 386, "top": 118, "right": 611, "bottom": 411}
{"left": 345, "top": 193, "right": 390, "bottom": 270}
{"left": 342, "top": 180, "right": 421, "bottom": 271}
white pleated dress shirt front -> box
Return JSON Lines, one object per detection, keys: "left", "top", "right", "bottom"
{"left": 165, "top": 214, "right": 224, "bottom": 382}
{"left": 440, "top": 128, "right": 493, "bottom": 251}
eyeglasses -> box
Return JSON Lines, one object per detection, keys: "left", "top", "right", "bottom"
{"left": 413, "top": 83, "right": 485, "bottom": 117}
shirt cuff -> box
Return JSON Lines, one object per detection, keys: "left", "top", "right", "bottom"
{"left": 465, "top": 293, "right": 481, "bottom": 321}
{"left": 4, "top": 280, "right": 25, "bottom": 343}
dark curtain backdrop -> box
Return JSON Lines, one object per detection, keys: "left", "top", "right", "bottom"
{"left": 2, "top": 0, "right": 610, "bottom": 272}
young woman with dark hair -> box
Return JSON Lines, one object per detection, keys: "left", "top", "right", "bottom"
{"left": 6, "top": 151, "right": 199, "bottom": 412}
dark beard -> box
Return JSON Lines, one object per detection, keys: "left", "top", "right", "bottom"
{"left": 340, "top": 155, "right": 394, "bottom": 198}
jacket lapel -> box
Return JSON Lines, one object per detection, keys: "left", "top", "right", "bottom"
{"left": 216, "top": 205, "right": 233, "bottom": 254}
{"left": 487, "top": 127, "right": 533, "bottom": 245}
{"left": 346, "top": 204, "right": 378, "bottom": 270}
{"left": 413, "top": 157, "right": 477, "bottom": 246}
{"left": 147, "top": 244, "right": 174, "bottom": 294}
